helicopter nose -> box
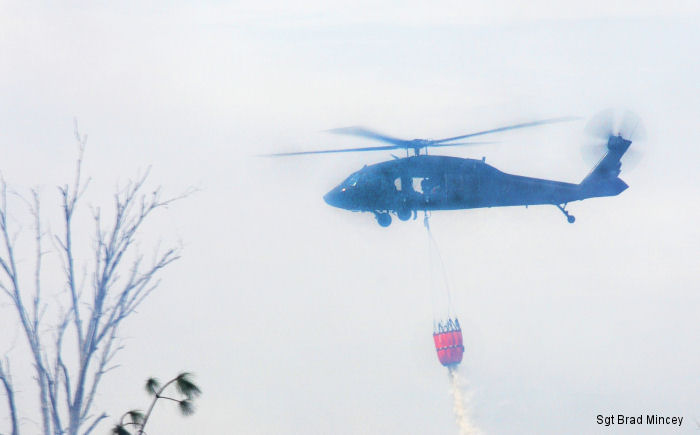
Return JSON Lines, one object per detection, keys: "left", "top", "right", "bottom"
{"left": 323, "top": 187, "right": 344, "bottom": 208}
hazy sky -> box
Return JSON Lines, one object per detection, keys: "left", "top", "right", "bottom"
{"left": 1, "top": 1, "right": 699, "bottom": 434}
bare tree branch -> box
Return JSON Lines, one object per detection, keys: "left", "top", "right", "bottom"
{"left": 81, "top": 413, "right": 106, "bottom": 435}
{"left": 80, "top": 324, "right": 120, "bottom": 421}
{"left": 30, "top": 190, "right": 44, "bottom": 337}
{"left": 0, "top": 180, "right": 53, "bottom": 435}
{"left": 0, "top": 358, "right": 19, "bottom": 435}
{"left": 0, "top": 127, "right": 189, "bottom": 435}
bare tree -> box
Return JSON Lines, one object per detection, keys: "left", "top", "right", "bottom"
{"left": 0, "top": 126, "right": 188, "bottom": 435}
{"left": 111, "top": 372, "right": 201, "bottom": 435}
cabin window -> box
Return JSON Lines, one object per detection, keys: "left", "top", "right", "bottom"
{"left": 412, "top": 177, "right": 424, "bottom": 193}
{"left": 414, "top": 177, "right": 440, "bottom": 194}
{"left": 394, "top": 178, "right": 402, "bottom": 191}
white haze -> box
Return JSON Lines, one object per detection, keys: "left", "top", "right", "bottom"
{"left": 0, "top": 1, "right": 699, "bottom": 434}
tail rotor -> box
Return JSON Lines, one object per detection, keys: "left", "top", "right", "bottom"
{"left": 582, "top": 109, "right": 646, "bottom": 169}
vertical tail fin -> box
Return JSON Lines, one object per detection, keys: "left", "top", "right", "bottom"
{"left": 579, "top": 135, "right": 630, "bottom": 195}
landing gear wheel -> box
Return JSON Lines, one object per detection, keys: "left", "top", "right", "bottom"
{"left": 556, "top": 203, "right": 576, "bottom": 224}
{"left": 397, "top": 207, "right": 411, "bottom": 221}
{"left": 376, "top": 212, "right": 392, "bottom": 227}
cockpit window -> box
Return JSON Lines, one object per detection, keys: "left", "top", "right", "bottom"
{"left": 346, "top": 172, "right": 360, "bottom": 187}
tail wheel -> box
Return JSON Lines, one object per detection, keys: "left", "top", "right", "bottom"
{"left": 556, "top": 204, "right": 576, "bottom": 224}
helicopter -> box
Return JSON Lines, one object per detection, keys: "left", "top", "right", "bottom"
{"left": 269, "top": 111, "right": 642, "bottom": 227}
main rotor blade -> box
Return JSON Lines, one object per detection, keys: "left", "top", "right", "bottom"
{"left": 433, "top": 116, "right": 581, "bottom": 144}
{"left": 265, "top": 144, "right": 400, "bottom": 157}
{"left": 427, "top": 141, "right": 496, "bottom": 148}
{"left": 264, "top": 141, "right": 493, "bottom": 156}
{"left": 327, "top": 126, "right": 409, "bottom": 146}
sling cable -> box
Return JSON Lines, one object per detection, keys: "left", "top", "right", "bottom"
{"left": 425, "top": 213, "right": 480, "bottom": 435}
{"left": 424, "top": 213, "right": 464, "bottom": 367}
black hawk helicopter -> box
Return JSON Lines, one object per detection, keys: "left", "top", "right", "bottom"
{"left": 270, "top": 111, "right": 642, "bottom": 227}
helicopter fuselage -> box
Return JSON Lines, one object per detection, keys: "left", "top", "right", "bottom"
{"left": 323, "top": 154, "right": 627, "bottom": 224}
